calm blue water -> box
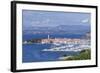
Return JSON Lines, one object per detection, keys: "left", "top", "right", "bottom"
{"left": 22, "top": 33, "right": 84, "bottom": 63}
{"left": 22, "top": 44, "right": 79, "bottom": 62}
{"left": 23, "top": 33, "right": 84, "bottom": 41}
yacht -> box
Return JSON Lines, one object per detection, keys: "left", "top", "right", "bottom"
{"left": 42, "top": 44, "right": 90, "bottom": 52}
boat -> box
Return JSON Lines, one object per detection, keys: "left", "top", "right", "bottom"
{"left": 53, "top": 43, "right": 61, "bottom": 46}
{"left": 42, "top": 44, "right": 90, "bottom": 52}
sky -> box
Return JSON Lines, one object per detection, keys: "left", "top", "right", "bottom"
{"left": 22, "top": 10, "right": 91, "bottom": 29}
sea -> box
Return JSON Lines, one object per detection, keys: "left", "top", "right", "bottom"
{"left": 22, "top": 33, "right": 85, "bottom": 63}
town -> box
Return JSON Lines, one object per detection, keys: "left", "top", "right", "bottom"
{"left": 23, "top": 33, "right": 90, "bottom": 52}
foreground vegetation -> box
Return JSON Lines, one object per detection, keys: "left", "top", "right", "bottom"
{"left": 62, "top": 49, "right": 91, "bottom": 60}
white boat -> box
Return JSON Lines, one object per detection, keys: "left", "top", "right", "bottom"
{"left": 42, "top": 44, "right": 90, "bottom": 52}
{"left": 53, "top": 43, "right": 61, "bottom": 46}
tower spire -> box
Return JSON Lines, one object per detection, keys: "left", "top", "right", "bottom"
{"left": 48, "top": 34, "right": 50, "bottom": 39}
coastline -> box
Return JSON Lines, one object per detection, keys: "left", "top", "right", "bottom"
{"left": 59, "top": 49, "right": 91, "bottom": 60}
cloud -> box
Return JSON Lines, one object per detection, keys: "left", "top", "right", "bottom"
{"left": 31, "top": 21, "right": 41, "bottom": 25}
{"left": 31, "top": 19, "right": 51, "bottom": 27}
{"left": 81, "top": 18, "right": 89, "bottom": 23}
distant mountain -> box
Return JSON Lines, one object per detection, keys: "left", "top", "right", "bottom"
{"left": 23, "top": 24, "right": 90, "bottom": 34}
{"left": 83, "top": 32, "right": 91, "bottom": 39}
{"left": 56, "top": 24, "right": 90, "bottom": 32}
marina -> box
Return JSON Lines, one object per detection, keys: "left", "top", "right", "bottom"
{"left": 42, "top": 44, "right": 90, "bottom": 52}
